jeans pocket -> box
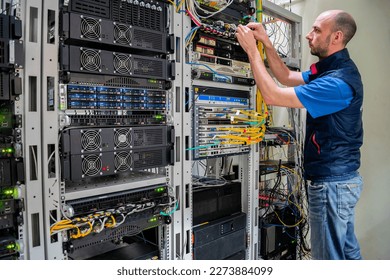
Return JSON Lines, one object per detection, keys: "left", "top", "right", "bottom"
{"left": 308, "top": 183, "right": 327, "bottom": 222}
{"left": 337, "top": 181, "right": 362, "bottom": 220}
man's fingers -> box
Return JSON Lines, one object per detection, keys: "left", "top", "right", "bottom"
{"left": 247, "top": 22, "right": 263, "bottom": 30}
{"left": 237, "top": 25, "right": 251, "bottom": 34}
{"left": 237, "top": 25, "right": 245, "bottom": 32}
{"left": 246, "top": 22, "right": 258, "bottom": 29}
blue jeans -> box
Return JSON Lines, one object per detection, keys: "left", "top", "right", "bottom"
{"left": 307, "top": 172, "right": 363, "bottom": 260}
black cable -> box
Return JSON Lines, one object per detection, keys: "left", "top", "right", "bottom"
{"left": 1, "top": 1, "right": 17, "bottom": 16}
{"left": 260, "top": 159, "right": 282, "bottom": 218}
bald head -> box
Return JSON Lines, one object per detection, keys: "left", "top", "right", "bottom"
{"left": 318, "top": 10, "right": 357, "bottom": 46}
{"left": 333, "top": 11, "right": 357, "bottom": 45}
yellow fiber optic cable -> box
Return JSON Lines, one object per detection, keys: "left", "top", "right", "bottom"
{"left": 217, "top": 127, "right": 262, "bottom": 133}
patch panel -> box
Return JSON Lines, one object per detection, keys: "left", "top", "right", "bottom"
{"left": 192, "top": 52, "right": 252, "bottom": 78}
{"left": 195, "top": 0, "right": 253, "bottom": 22}
{"left": 59, "top": 184, "right": 173, "bottom": 259}
{"left": 192, "top": 69, "right": 255, "bottom": 86}
{"left": 193, "top": 86, "right": 252, "bottom": 159}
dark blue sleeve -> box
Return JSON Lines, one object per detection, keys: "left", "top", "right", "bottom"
{"left": 294, "top": 76, "right": 354, "bottom": 118}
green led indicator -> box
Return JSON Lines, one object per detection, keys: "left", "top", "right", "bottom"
{"left": 4, "top": 189, "right": 13, "bottom": 195}
{"left": 149, "top": 217, "right": 158, "bottom": 223}
{"left": 6, "top": 243, "right": 15, "bottom": 250}
{"left": 1, "top": 147, "right": 13, "bottom": 153}
{"left": 6, "top": 242, "right": 20, "bottom": 251}
{"left": 2, "top": 187, "right": 19, "bottom": 199}
{"left": 148, "top": 79, "right": 157, "bottom": 84}
{"left": 155, "top": 187, "right": 165, "bottom": 193}
{"left": 154, "top": 115, "right": 163, "bottom": 120}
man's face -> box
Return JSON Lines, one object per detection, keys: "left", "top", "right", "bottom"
{"left": 306, "top": 13, "right": 335, "bottom": 59}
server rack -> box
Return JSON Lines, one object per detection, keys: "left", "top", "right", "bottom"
{"left": 1, "top": 0, "right": 304, "bottom": 260}
{"left": 258, "top": 1, "right": 306, "bottom": 260}
{"left": 13, "top": 0, "right": 185, "bottom": 260}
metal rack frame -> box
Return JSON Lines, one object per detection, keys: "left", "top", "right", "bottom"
{"left": 12, "top": 0, "right": 302, "bottom": 260}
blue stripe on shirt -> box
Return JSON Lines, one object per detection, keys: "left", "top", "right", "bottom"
{"left": 295, "top": 76, "right": 354, "bottom": 118}
{"left": 302, "top": 70, "right": 310, "bottom": 84}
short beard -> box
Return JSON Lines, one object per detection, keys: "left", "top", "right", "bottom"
{"left": 310, "top": 34, "right": 331, "bottom": 59}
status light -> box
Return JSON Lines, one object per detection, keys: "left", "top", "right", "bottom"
{"left": 6, "top": 243, "right": 16, "bottom": 250}
{"left": 1, "top": 147, "right": 13, "bottom": 153}
{"left": 155, "top": 187, "right": 166, "bottom": 193}
{"left": 4, "top": 188, "right": 13, "bottom": 195}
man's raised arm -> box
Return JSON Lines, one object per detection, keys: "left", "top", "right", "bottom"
{"left": 246, "top": 22, "right": 305, "bottom": 87}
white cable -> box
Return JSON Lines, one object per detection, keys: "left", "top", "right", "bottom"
{"left": 30, "top": 146, "right": 38, "bottom": 180}
{"left": 193, "top": 0, "right": 234, "bottom": 19}
{"left": 48, "top": 150, "right": 56, "bottom": 167}
{"left": 113, "top": 214, "right": 126, "bottom": 227}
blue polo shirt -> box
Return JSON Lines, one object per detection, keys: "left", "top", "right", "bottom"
{"left": 294, "top": 70, "right": 354, "bottom": 118}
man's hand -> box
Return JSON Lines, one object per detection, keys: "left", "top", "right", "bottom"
{"left": 235, "top": 25, "right": 303, "bottom": 108}
{"left": 235, "top": 25, "right": 258, "bottom": 56}
{"left": 246, "top": 22, "right": 269, "bottom": 44}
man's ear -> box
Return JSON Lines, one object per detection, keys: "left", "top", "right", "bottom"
{"left": 333, "top": 30, "right": 344, "bottom": 45}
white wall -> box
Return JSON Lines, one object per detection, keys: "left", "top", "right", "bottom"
{"left": 284, "top": 0, "right": 390, "bottom": 259}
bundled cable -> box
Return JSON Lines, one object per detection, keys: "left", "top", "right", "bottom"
{"left": 50, "top": 195, "right": 177, "bottom": 239}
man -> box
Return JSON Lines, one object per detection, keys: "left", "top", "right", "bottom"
{"left": 236, "top": 10, "right": 363, "bottom": 260}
